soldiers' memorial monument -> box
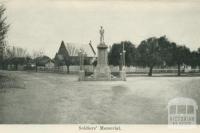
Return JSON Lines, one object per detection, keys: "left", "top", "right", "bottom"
{"left": 94, "top": 26, "right": 111, "bottom": 80}
{"left": 79, "top": 26, "right": 126, "bottom": 81}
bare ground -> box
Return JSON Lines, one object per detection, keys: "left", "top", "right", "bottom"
{"left": 0, "top": 70, "right": 200, "bottom": 124}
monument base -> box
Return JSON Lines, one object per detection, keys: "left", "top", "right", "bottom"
{"left": 78, "top": 70, "right": 85, "bottom": 81}
{"left": 94, "top": 65, "right": 111, "bottom": 81}
{"left": 120, "top": 67, "right": 126, "bottom": 81}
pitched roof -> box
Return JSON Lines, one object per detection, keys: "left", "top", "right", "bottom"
{"left": 57, "top": 41, "right": 69, "bottom": 58}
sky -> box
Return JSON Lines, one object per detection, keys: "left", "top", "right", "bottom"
{"left": 2, "top": 0, "right": 200, "bottom": 58}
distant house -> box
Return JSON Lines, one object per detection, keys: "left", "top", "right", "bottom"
{"left": 45, "top": 60, "right": 55, "bottom": 68}
{"left": 54, "top": 41, "right": 70, "bottom": 66}
{"left": 36, "top": 56, "right": 55, "bottom": 68}
{"left": 70, "top": 56, "right": 94, "bottom": 65}
{"left": 5, "top": 57, "right": 32, "bottom": 71}
{"left": 54, "top": 41, "right": 93, "bottom": 73}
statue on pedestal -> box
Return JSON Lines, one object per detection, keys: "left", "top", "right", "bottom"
{"left": 93, "top": 26, "right": 111, "bottom": 80}
{"left": 79, "top": 26, "right": 126, "bottom": 81}
{"left": 99, "top": 26, "right": 104, "bottom": 44}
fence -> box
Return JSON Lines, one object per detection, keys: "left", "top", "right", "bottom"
{"left": 110, "top": 66, "right": 186, "bottom": 73}
{"left": 6, "top": 64, "right": 200, "bottom": 74}
{"left": 36, "top": 65, "right": 199, "bottom": 74}
{"left": 37, "top": 65, "right": 94, "bottom": 73}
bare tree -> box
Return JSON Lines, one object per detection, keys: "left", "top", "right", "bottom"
{"left": 32, "top": 49, "right": 44, "bottom": 59}
{"left": 2, "top": 46, "right": 29, "bottom": 70}
{"left": 32, "top": 49, "right": 45, "bottom": 72}
{"left": 65, "top": 43, "right": 84, "bottom": 56}
{"left": 4, "top": 46, "right": 28, "bottom": 59}
{"left": 0, "top": 5, "right": 9, "bottom": 68}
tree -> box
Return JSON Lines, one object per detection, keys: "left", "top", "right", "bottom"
{"left": 188, "top": 49, "right": 200, "bottom": 72}
{"left": 196, "top": 48, "right": 200, "bottom": 71}
{"left": 137, "top": 36, "right": 177, "bottom": 76}
{"left": 188, "top": 51, "right": 199, "bottom": 69}
{"left": 108, "top": 43, "right": 122, "bottom": 67}
{"left": 170, "top": 43, "right": 191, "bottom": 76}
{"left": 65, "top": 42, "right": 80, "bottom": 56}
{"left": 55, "top": 41, "right": 87, "bottom": 73}
{"left": 137, "top": 36, "right": 192, "bottom": 76}
{"left": 157, "top": 36, "right": 174, "bottom": 67}
{"left": 3, "top": 46, "right": 29, "bottom": 70}
{"left": 108, "top": 41, "right": 137, "bottom": 70}
{"left": 137, "top": 37, "right": 163, "bottom": 76}
{"left": 65, "top": 42, "right": 88, "bottom": 71}
{"left": 5, "top": 46, "right": 28, "bottom": 58}
{"left": 0, "top": 5, "right": 9, "bottom": 69}
{"left": 32, "top": 49, "right": 44, "bottom": 72}
{"left": 9, "top": 57, "right": 27, "bottom": 70}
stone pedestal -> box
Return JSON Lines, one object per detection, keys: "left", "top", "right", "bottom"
{"left": 120, "top": 67, "right": 126, "bottom": 81}
{"left": 94, "top": 43, "right": 111, "bottom": 80}
{"left": 79, "top": 70, "right": 85, "bottom": 81}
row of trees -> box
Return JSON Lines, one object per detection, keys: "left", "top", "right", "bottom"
{"left": 2, "top": 45, "right": 45, "bottom": 70}
{"left": 2, "top": 41, "right": 87, "bottom": 72}
{"left": 109, "top": 36, "right": 200, "bottom": 76}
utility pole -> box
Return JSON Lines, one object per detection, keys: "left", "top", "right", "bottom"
{"left": 122, "top": 42, "right": 126, "bottom": 67}
{"left": 120, "top": 42, "right": 126, "bottom": 81}
{"left": 120, "top": 52, "right": 122, "bottom": 71}
{"left": 79, "top": 49, "right": 85, "bottom": 81}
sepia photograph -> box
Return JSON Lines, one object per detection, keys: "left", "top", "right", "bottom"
{"left": 0, "top": 0, "right": 200, "bottom": 131}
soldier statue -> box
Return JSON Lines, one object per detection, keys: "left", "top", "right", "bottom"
{"left": 99, "top": 26, "right": 104, "bottom": 43}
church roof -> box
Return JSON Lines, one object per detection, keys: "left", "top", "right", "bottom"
{"left": 57, "top": 41, "right": 69, "bottom": 58}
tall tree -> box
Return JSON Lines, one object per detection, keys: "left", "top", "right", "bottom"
{"left": 196, "top": 48, "right": 200, "bottom": 71}
{"left": 108, "top": 41, "right": 137, "bottom": 70}
{"left": 0, "top": 5, "right": 9, "bottom": 69}
{"left": 137, "top": 37, "right": 163, "bottom": 76}
{"left": 157, "top": 36, "right": 174, "bottom": 66}
{"left": 195, "top": 48, "right": 200, "bottom": 72}
{"left": 170, "top": 43, "right": 191, "bottom": 76}
{"left": 189, "top": 51, "right": 199, "bottom": 70}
